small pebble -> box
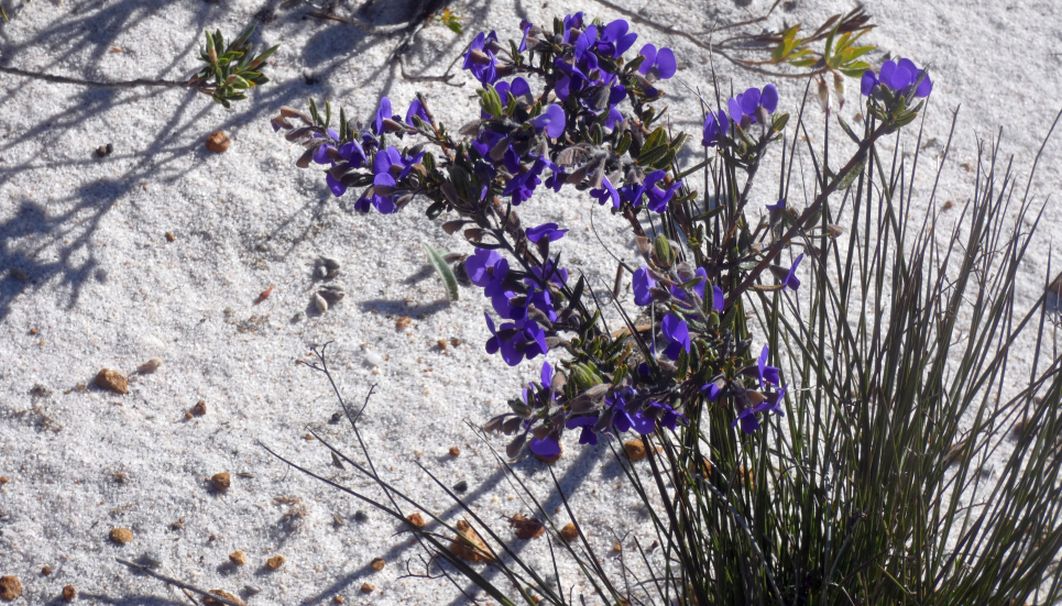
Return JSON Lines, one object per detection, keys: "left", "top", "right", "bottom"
{"left": 559, "top": 522, "right": 579, "bottom": 543}
{"left": 61, "top": 584, "right": 76, "bottom": 602}
{"left": 436, "top": 339, "right": 448, "bottom": 350}
{"left": 40, "top": 565, "right": 53, "bottom": 576}
{"left": 318, "top": 285, "right": 345, "bottom": 305}
{"left": 315, "top": 257, "right": 340, "bottom": 280}
{"left": 312, "top": 292, "right": 329, "bottom": 314}
{"left": 353, "top": 510, "right": 369, "bottom": 523}
{"left": 190, "top": 400, "right": 208, "bottom": 417}
{"left": 210, "top": 472, "right": 231, "bottom": 493}
{"left": 623, "top": 439, "right": 647, "bottom": 462}
{"left": 369, "top": 557, "right": 385, "bottom": 572}
{"left": 452, "top": 480, "right": 468, "bottom": 493}
{"left": 136, "top": 357, "right": 162, "bottom": 375}
{"left": 332, "top": 596, "right": 346, "bottom": 604}
{"left": 203, "top": 589, "right": 245, "bottom": 606}
{"left": 229, "top": 550, "right": 247, "bottom": 567}
{"left": 94, "top": 368, "right": 129, "bottom": 394}
{"left": 406, "top": 512, "right": 426, "bottom": 529}
{"left": 395, "top": 316, "right": 412, "bottom": 331}
{"left": 109, "top": 527, "right": 133, "bottom": 545}
{"left": 164, "top": 231, "right": 176, "bottom": 242}
{"left": 265, "top": 555, "right": 285, "bottom": 571}
{"left": 508, "top": 514, "right": 545, "bottom": 540}
{"left": 363, "top": 351, "right": 383, "bottom": 367}
{"left": 612, "top": 542, "right": 623, "bottom": 553}
{"left": 0, "top": 477, "right": 8, "bottom": 486}
{"left": 95, "top": 142, "right": 113, "bottom": 157}
{"left": 360, "top": 583, "right": 375, "bottom": 594}
{"left": 0, "top": 576, "right": 22, "bottom": 602}
{"left": 448, "top": 446, "right": 461, "bottom": 458}
{"left": 206, "top": 131, "right": 230, "bottom": 153}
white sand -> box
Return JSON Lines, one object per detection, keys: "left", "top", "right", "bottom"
{"left": 1, "top": 0, "right": 1059, "bottom": 604}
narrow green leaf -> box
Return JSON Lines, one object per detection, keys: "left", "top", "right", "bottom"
{"left": 425, "top": 244, "right": 459, "bottom": 301}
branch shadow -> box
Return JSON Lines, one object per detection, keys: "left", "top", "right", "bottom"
{"left": 0, "top": 0, "right": 459, "bottom": 323}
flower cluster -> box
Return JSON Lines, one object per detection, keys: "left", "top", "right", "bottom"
{"left": 306, "top": 96, "right": 426, "bottom": 213}
{"left": 463, "top": 235, "right": 569, "bottom": 367}
{"left": 702, "top": 84, "right": 780, "bottom": 148}
{"left": 861, "top": 57, "right": 932, "bottom": 98}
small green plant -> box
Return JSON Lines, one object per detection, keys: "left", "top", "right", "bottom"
{"left": 190, "top": 24, "right": 279, "bottom": 108}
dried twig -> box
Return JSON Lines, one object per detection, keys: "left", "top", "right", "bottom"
{"left": 115, "top": 558, "right": 244, "bottom": 606}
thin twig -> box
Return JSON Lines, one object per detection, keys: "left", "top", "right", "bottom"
{"left": 115, "top": 558, "right": 244, "bottom": 606}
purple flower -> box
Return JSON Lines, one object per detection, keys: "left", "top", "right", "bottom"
{"left": 404, "top": 98, "right": 430, "bottom": 126}
{"left": 701, "top": 379, "right": 725, "bottom": 401}
{"left": 632, "top": 267, "right": 655, "bottom": 306}
{"left": 590, "top": 176, "right": 620, "bottom": 209}
{"left": 637, "top": 44, "right": 677, "bottom": 80}
{"left": 531, "top": 104, "right": 566, "bottom": 139}
{"left": 766, "top": 198, "right": 786, "bottom": 213}
{"left": 495, "top": 77, "right": 533, "bottom": 107}
{"left": 661, "top": 313, "right": 690, "bottom": 360}
{"left": 503, "top": 157, "right": 549, "bottom": 205}
{"left": 782, "top": 253, "right": 803, "bottom": 290}
{"left": 645, "top": 400, "right": 684, "bottom": 431}
{"left": 727, "top": 85, "right": 779, "bottom": 127}
{"left": 642, "top": 170, "right": 681, "bottom": 213}
{"left": 463, "top": 31, "right": 500, "bottom": 84}
{"left": 862, "top": 58, "right": 932, "bottom": 98}
{"left": 517, "top": 20, "right": 533, "bottom": 53}
{"left": 526, "top": 222, "right": 568, "bottom": 243}
{"left": 733, "top": 385, "right": 786, "bottom": 434}
{"left": 465, "top": 248, "right": 507, "bottom": 287}
{"left": 373, "top": 97, "right": 394, "bottom": 135}
{"left": 712, "top": 284, "right": 725, "bottom": 312}
{"left": 565, "top": 415, "right": 599, "bottom": 445}
{"left": 529, "top": 436, "right": 561, "bottom": 458}
{"left": 484, "top": 313, "right": 548, "bottom": 366}
{"left": 595, "top": 19, "right": 638, "bottom": 58}
{"left": 756, "top": 345, "right": 781, "bottom": 388}
{"left": 702, "top": 110, "right": 729, "bottom": 147}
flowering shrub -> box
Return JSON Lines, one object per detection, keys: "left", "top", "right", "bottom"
{"left": 272, "top": 9, "right": 1062, "bottom": 606}
{"left": 273, "top": 13, "right": 925, "bottom": 461}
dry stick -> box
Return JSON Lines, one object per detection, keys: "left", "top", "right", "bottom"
{"left": 115, "top": 558, "right": 244, "bottom": 606}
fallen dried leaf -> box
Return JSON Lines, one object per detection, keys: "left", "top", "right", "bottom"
{"left": 449, "top": 519, "right": 495, "bottom": 563}
{"left": 94, "top": 368, "right": 129, "bottom": 395}
{"left": 508, "top": 514, "right": 545, "bottom": 540}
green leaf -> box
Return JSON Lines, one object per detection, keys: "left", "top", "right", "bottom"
{"left": 424, "top": 244, "right": 459, "bottom": 301}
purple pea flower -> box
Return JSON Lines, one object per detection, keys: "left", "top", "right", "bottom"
{"left": 642, "top": 170, "right": 681, "bottom": 213}
{"left": 517, "top": 20, "right": 533, "bottom": 53}
{"left": 733, "top": 385, "right": 786, "bottom": 434}
{"left": 757, "top": 345, "right": 781, "bottom": 388}
{"left": 529, "top": 436, "right": 561, "bottom": 458}
{"left": 661, "top": 313, "right": 690, "bottom": 360}
{"left": 531, "top": 104, "right": 567, "bottom": 139}
{"left": 595, "top": 19, "right": 638, "bottom": 58}
{"left": 405, "top": 98, "right": 430, "bottom": 126}
{"left": 701, "top": 379, "right": 725, "bottom": 401}
{"left": 702, "top": 110, "right": 729, "bottom": 147}
{"left": 632, "top": 267, "right": 656, "bottom": 306}
{"left": 566, "top": 415, "right": 599, "bottom": 445}
{"left": 484, "top": 313, "right": 548, "bottom": 366}
{"left": 782, "top": 253, "right": 804, "bottom": 290}
{"left": 526, "top": 223, "right": 568, "bottom": 243}
{"left": 463, "top": 31, "right": 500, "bottom": 84}
{"left": 861, "top": 57, "right": 932, "bottom": 98}
{"left": 638, "top": 44, "right": 677, "bottom": 80}
{"left": 712, "top": 284, "right": 725, "bottom": 312}
{"left": 590, "top": 176, "right": 620, "bottom": 209}
{"left": 766, "top": 198, "right": 786, "bottom": 213}
{"left": 373, "top": 97, "right": 393, "bottom": 135}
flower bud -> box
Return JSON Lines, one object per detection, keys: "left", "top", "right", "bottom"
{"left": 653, "top": 234, "right": 675, "bottom": 269}
{"left": 569, "top": 363, "right": 603, "bottom": 391}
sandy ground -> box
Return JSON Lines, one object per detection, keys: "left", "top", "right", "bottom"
{"left": 0, "top": 0, "right": 1059, "bottom": 604}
